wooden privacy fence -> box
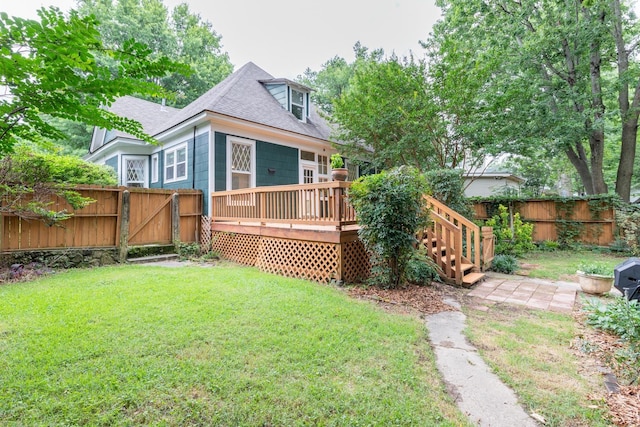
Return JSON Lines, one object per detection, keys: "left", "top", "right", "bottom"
{"left": 472, "top": 198, "right": 616, "bottom": 245}
{"left": 1, "top": 186, "right": 202, "bottom": 257}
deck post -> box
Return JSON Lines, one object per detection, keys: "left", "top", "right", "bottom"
{"left": 118, "top": 190, "right": 130, "bottom": 262}
{"left": 172, "top": 193, "right": 180, "bottom": 245}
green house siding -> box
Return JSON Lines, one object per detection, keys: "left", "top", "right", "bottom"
{"left": 214, "top": 132, "right": 299, "bottom": 190}
{"left": 162, "top": 133, "right": 209, "bottom": 213}
{"left": 256, "top": 141, "right": 298, "bottom": 186}
{"left": 105, "top": 155, "right": 118, "bottom": 176}
{"left": 214, "top": 132, "right": 227, "bottom": 191}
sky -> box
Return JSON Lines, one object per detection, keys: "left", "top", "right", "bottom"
{"left": 3, "top": 0, "right": 442, "bottom": 79}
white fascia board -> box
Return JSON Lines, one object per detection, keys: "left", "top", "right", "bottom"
{"left": 84, "top": 138, "right": 152, "bottom": 162}
{"left": 152, "top": 112, "right": 209, "bottom": 141}
{"left": 206, "top": 112, "right": 334, "bottom": 152}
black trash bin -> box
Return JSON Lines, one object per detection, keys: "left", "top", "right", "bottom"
{"left": 614, "top": 258, "right": 640, "bottom": 301}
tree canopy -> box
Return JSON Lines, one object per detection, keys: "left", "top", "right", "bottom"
{"left": 76, "top": 0, "right": 234, "bottom": 108}
{"left": 428, "top": 0, "right": 640, "bottom": 201}
{"left": 307, "top": 45, "right": 489, "bottom": 173}
{"left": 0, "top": 7, "right": 188, "bottom": 154}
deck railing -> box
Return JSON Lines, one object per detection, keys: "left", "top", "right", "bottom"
{"left": 424, "top": 196, "right": 494, "bottom": 282}
{"left": 211, "top": 184, "right": 493, "bottom": 284}
{"left": 211, "top": 181, "right": 356, "bottom": 230}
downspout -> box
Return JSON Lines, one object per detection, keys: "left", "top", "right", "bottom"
{"left": 192, "top": 126, "right": 196, "bottom": 189}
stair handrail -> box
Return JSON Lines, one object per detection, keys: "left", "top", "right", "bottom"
{"left": 428, "top": 210, "right": 463, "bottom": 283}
{"left": 424, "top": 195, "right": 482, "bottom": 270}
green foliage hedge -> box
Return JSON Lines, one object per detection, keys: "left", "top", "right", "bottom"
{"left": 348, "top": 166, "right": 430, "bottom": 288}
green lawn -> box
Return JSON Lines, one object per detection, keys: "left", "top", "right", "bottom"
{"left": 520, "top": 249, "right": 628, "bottom": 280}
{"left": 0, "top": 265, "right": 469, "bottom": 426}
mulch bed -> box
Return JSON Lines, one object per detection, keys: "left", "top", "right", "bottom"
{"left": 347, "top": 282, "right": 458, "bottom": 315}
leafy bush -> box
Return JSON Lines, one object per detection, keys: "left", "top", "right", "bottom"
{"left": 423, "top": 169, "right": 473, "bottom": 218}
{"left": 348, "top": 166, "right": 430, "bottom": 288}
{"left": 490, "top": 254, "right": 519, "bottom": 274}
{"left": 537, "top": 240, "right": 559, "bottom": 252}
{"left": 0, "top": 147, "right": 117, "bottom": 224}
{"left": 405, "top": 249, "right": 440, "bottom": 285}
{"left": 176, "top": 242, "right": 201, "bottom": 260}
{"left": 584, "top": 297, "right": 640, "bottom": 345}
{"left": 485, "top": 204, "right": 534, "bottom": 256}
{"left": 577, "top": 262, "right": 613, "bottom": 277}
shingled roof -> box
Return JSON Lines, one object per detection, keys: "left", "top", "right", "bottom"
{"left": 158, "top": 62, "right": 332, "bottom": 141}
{"left": 107, "top": 96, "right": 179, "bottom": 139}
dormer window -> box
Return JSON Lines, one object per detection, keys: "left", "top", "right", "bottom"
{"left": 290, "top": 88, "right": 306, "bottom": 121}
{"left": 262, "top": 78, "right": 312, "bottom": 123}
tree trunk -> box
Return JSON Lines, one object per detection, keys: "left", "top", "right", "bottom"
{"left": 566, "top": 145, "right": 594, "bottom": 194}
{"left": 612, "top": 0, "right": 638, "bottom": 202}
{"left": 587, "top": 8, "right": 607, "bottom": 195}
{"left": 616, "top": 122, "right": 637, "bottom": 201}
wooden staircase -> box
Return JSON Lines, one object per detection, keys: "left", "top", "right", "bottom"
{"left": 423, "top": 196, "right": 494, "bottom": 287}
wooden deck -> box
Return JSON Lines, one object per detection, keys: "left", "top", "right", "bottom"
{"left": 210, "top": 182, "right": 493, "bottom": 285}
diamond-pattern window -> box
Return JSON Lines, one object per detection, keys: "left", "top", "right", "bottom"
{"left": 232, "top": 143, "right": 251, "bottom": 172}
{"left": 126, "top": 159, "right": 145, "bottom": 187}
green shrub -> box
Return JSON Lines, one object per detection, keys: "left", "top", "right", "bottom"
{"left": 577, "top": 262, "right": 613, "bottom": 277}
{"left": 490, "top": 254, "right": 519, "bottom": 274}
{"left": 348, "top": 166, "right": 430, "bottom": 288}
{"left": 405, "top": 249, "right": 440, "bottom": 285}
{"left": 423, "top": 169, "right": 473, "bottom": 218}
{"left": 485, "top": 204, "right": 535, "bottom": 256}
{"left": 537, "top": 240, "right": 559, "bottom": 252}
{"left": 176, "top": 242, "right": 201, "bottom": 260}
{"left": 584, "top": 297, "right": 640, "bottom": 347}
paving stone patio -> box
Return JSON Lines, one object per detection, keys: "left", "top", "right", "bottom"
{"left": 467, "top": 274, "right": 582, "bottom": 313}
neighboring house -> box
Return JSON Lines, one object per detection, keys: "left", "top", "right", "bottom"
{"left": 86, "top": 62, "right": 357, "bottom": 216}
{"left": 463, "top": 172, "right": 524, "bottom": 197}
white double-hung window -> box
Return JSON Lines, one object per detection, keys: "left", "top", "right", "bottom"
{"left": 227, "top": 137, "right": 255, "bottom": 190}
{"left": 290, "top": 88, "right": 307, "bottom": 122}
{"left": 165, "top": 143, "right": 187, "bottom": 183}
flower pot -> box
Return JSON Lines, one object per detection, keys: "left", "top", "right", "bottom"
{"left": 576, "top": 270, "right": 613, "bottom": 295}
{"left": 331, "top": 168, "right": 349, "bottom": 181}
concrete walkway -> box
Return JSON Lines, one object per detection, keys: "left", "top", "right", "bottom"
{"left": 426, "top": 298, "right": 539, "bottom": 427}
{"left": 425, "top": 274, "right": 587, "bottom": 426}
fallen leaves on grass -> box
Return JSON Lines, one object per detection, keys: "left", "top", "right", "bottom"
{"left": 348, "top": 283, "right": 457, "bottom": 315}
{"left": 607, "top": 386, "right": 640, "bottom": 427}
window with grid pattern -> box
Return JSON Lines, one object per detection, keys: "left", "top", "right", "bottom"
{"left": 231, "top": 142, "right": 252, "bottom": 189}
{"left": 126, "top": 159, "right": 145, "bottom": 187}
{"left": 165, "top": 144, "right": 187, "bottom": 183}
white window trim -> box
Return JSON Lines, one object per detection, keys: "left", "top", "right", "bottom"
{"left": 289, "top": 86, "right": 307, "bottom": 123}
{"left": 164, "top": 142, "right": 188, "bottom": 184}
{"left": 226, "top": 136, "right": 256, "bottom": 191}
{"left": 122, "top": 155, "right": 148, "bottom": 188}
{"left": 151, "top": 153, "right": 159, "bottom": 184}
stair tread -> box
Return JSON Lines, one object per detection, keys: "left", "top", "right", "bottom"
{"left": 456, "top": 263, "right": 475, "bottom": 272}
{"left": 462, "top": 272, "right": 485, "bottom": 286}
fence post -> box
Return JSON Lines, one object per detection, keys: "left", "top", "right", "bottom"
{"left": 172, "top": 193, "right": 180, "bottom": 246}
{"left": 118, "top": 190, "right": 130, "bottom": 262}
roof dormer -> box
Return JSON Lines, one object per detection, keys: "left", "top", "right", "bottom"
{"left": 261, "top": 78, "right": 312, "bottom": 123}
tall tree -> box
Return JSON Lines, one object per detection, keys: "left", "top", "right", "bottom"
{"left": 76, "top": 0, "right": 233, "bottom": 108}
{"left": 330, "top": 48, "right": 488, "bottom": 172}
{"left": 431, "top": 0, "right": 639, "bottom": 200}
{"left": 0, "top": 7, "right": 186, "bottom": 154}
